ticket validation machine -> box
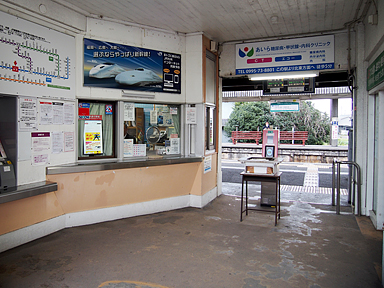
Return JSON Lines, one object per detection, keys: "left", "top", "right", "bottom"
{"left": 261, "top": 129, "right": 279, "bottom": 206}
{"left": 262, "top": 129, "right": 279, "bottom": 159}
{"left": 0, "top": 141, "right": 16, "bottom": 190}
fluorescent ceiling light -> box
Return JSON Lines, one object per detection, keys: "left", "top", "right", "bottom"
{"left": 250, "top": 71, "right": 319, "bottom": 81}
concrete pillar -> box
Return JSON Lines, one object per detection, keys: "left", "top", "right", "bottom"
{"left": 354, "top": 22, "right": 369, "bottom": 216}
{"left": 330, "top": 99, "right": 338, "bottom": 147}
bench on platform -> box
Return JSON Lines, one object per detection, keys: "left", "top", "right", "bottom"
{"left": 279, "top": 131, "right": 308, "bottom": 145}
{"left": 231, "top": 131, "right": 262, "bottom": 144}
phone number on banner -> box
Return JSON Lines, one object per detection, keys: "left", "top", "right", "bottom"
{"left": 236, "top": 63, "right": 334, "bottom": 75}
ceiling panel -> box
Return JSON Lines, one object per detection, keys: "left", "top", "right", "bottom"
{"left": 59, "top": 0, "right": 365, "bottom": 42}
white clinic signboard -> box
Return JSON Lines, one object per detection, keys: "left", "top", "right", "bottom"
{"left": 236, "top": 35, "right": 334, "bottom": 75}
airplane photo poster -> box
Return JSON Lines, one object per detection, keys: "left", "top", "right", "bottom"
{"left": 83, "top": 38, "right": 181, "bottom": 94}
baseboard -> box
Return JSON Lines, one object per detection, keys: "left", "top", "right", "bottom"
{"left": 190, "top": 187, "right": 217, "bottom": 208}
{"left": 0, "top": 192, "right": 218, "bottom": 252}
{"left": 65, "top": 195, "right": 191, "bottom": 228}
{"left": 0, "top": 215, "right": 66, "bottom": 253}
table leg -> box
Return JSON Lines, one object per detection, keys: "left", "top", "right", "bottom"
{"left": 245, "top": 179, "right": 248, "bottom": 216}
{"left": 278, "top": 177, "right": 281, "bottom": 220}
{"left": 275, "top": 178, "right": 277, "bottom": 226}
{"left": 240, "top": 176, "right": 244, "bottom": 222}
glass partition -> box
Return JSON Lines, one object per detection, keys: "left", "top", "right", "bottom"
{"left": 123, "top": 102, "right": 181, "bottom": 157}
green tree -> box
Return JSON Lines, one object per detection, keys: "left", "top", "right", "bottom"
{"left": 224, "top": 101, "right": 330, "bottom": 145}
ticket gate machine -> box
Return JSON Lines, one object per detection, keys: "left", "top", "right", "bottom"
{"left": 262, "top": 129, "right": 279, "bottom": 158}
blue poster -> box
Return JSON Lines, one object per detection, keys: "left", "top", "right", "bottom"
{"left": 83, "top": 38, "right": 181, "bottom": 94}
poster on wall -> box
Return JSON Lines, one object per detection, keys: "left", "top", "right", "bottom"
{"left": 83, "top": 38, "right": 181, "bottom": 94}
{"left": 236, "top": 35, "right": 334, "bottom": 75}
{"left": 31, "top": 132, "right": 50, "bottom": 166}
{"left": 0, "top": 11, "right": 75, "bottom": 99}
{"left": 64, "top": 132, "right": 74, "bottom": 152}
{"left": 39, "top": 101, "right": 53, "bottom": 125}
{"left": 51, "top": 131, "right": 63, "bottom": 154}
{"left": 64, "top": 102, "right": 75, "bottom": 125}
{"left": 186, "top": 107, "right": 197, "bottom": 124}
{"left": 204, "top": 155, "right": 212, "bottom": 174}
{"left": 83, "top": 120, "right": 103, "bottom": 155}
{"left": 19, "top": 97, "right": 37, "bottom": 131}
{"left": 124, "top": 103, "right": 135, "bottom": 121}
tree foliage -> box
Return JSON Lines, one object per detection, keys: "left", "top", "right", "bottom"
{"left": 224, "top": 101, "right": 330, "bottom": 145}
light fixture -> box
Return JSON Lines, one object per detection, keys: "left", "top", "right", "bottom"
{"left": 249, "top": 71, "right": 319, "bottom": 81}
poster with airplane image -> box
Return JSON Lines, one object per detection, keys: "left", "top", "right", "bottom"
{"left": 83, "top": 38, "right": 181, "bottom": 94}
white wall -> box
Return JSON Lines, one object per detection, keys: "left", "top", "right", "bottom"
{"left": 361, "top": 1, "right": 384, "bottom": 228}
{"left": 0, "top": 0, "right": 208, "bottom": 187}
{"left": 186, "top": 34, "right": 204, "bottom": 103}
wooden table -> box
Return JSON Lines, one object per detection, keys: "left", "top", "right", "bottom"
{"left": 240, "top": 172, "right": 282, "bottom": 225}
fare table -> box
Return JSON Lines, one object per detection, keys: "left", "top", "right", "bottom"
{"left": 239, "top": 157, "right": 283, "bottom": 226}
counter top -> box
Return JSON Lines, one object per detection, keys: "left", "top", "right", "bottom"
{"left": 46, "top": 156, "right": 203, "bottom": 175}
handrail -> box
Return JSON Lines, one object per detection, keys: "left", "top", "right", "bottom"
{"left": 332, "top": 159, "right": 361, "bottom": 216}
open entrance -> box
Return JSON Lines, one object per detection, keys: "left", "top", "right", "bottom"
{"left": 220, "top": 71, "right": 355, "bottom": 212}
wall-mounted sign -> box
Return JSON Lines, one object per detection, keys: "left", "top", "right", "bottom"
{"left": 270, "top": 101, "right": 300, "bottom": 112}
{"left": 236, "top": 35, "right": 334, "bottom": 75}
{"left": 83, "top": 38, "right": 181, "bottom": 94}
{"left": 367, "top": 49, "right": 384, "bottom": 91}
{"left": 332, "top": 118, "right": 339, "bottom": 140}
{"left": 0, "top": 11, "right": 75, "bottom": 99}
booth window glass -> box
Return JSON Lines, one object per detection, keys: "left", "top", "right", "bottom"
{"left": 123, "top": 103, "right": 181, "bottom": 157}
{"left": 205, "top": 105, "right": 216, "bottom": 151}
{"left": 78, "top": 101, "right": 115, "bottom": 159}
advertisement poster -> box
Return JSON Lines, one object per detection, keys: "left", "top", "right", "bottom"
{"left": 236, "top": 35, "right": 334, "bottom": 75}
{"left": 332, "top": 118, "right": 338, "bottom": 140}
{"left": 19, "top": 97, "right": 37, "bottom": 131}
{"left": 84, "top": 120, "right": 103, "bottom": 154}
{"left": 83, "top": 38, "right": 181, "bottom": 93}
{"left": 31, "top": 132, "right": 50, "bottom": 166}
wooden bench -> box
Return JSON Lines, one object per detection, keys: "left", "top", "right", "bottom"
{"left": 279, "top": 131, "right": 308, "bottom": 145}
{"left": 231, "top": 131, "right": 262, "bottom": 144}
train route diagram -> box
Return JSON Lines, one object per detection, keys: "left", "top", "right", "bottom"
{"left": 0, "top": 11, "right": 75, "bottom": 98}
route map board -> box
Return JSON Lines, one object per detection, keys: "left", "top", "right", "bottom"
{"left": 0, "top": 11, "right": 75, "bottom": 99}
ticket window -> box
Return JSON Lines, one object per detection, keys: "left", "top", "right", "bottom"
{"left": 123, "top": 103, "right": 181, "bottom": 157}
{"left": 78, "top": 101, "right": 116, "bottom": 159}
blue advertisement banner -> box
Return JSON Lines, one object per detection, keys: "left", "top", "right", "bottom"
{"left": 83, "top": 38, "right": 181, "bottom": 94}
